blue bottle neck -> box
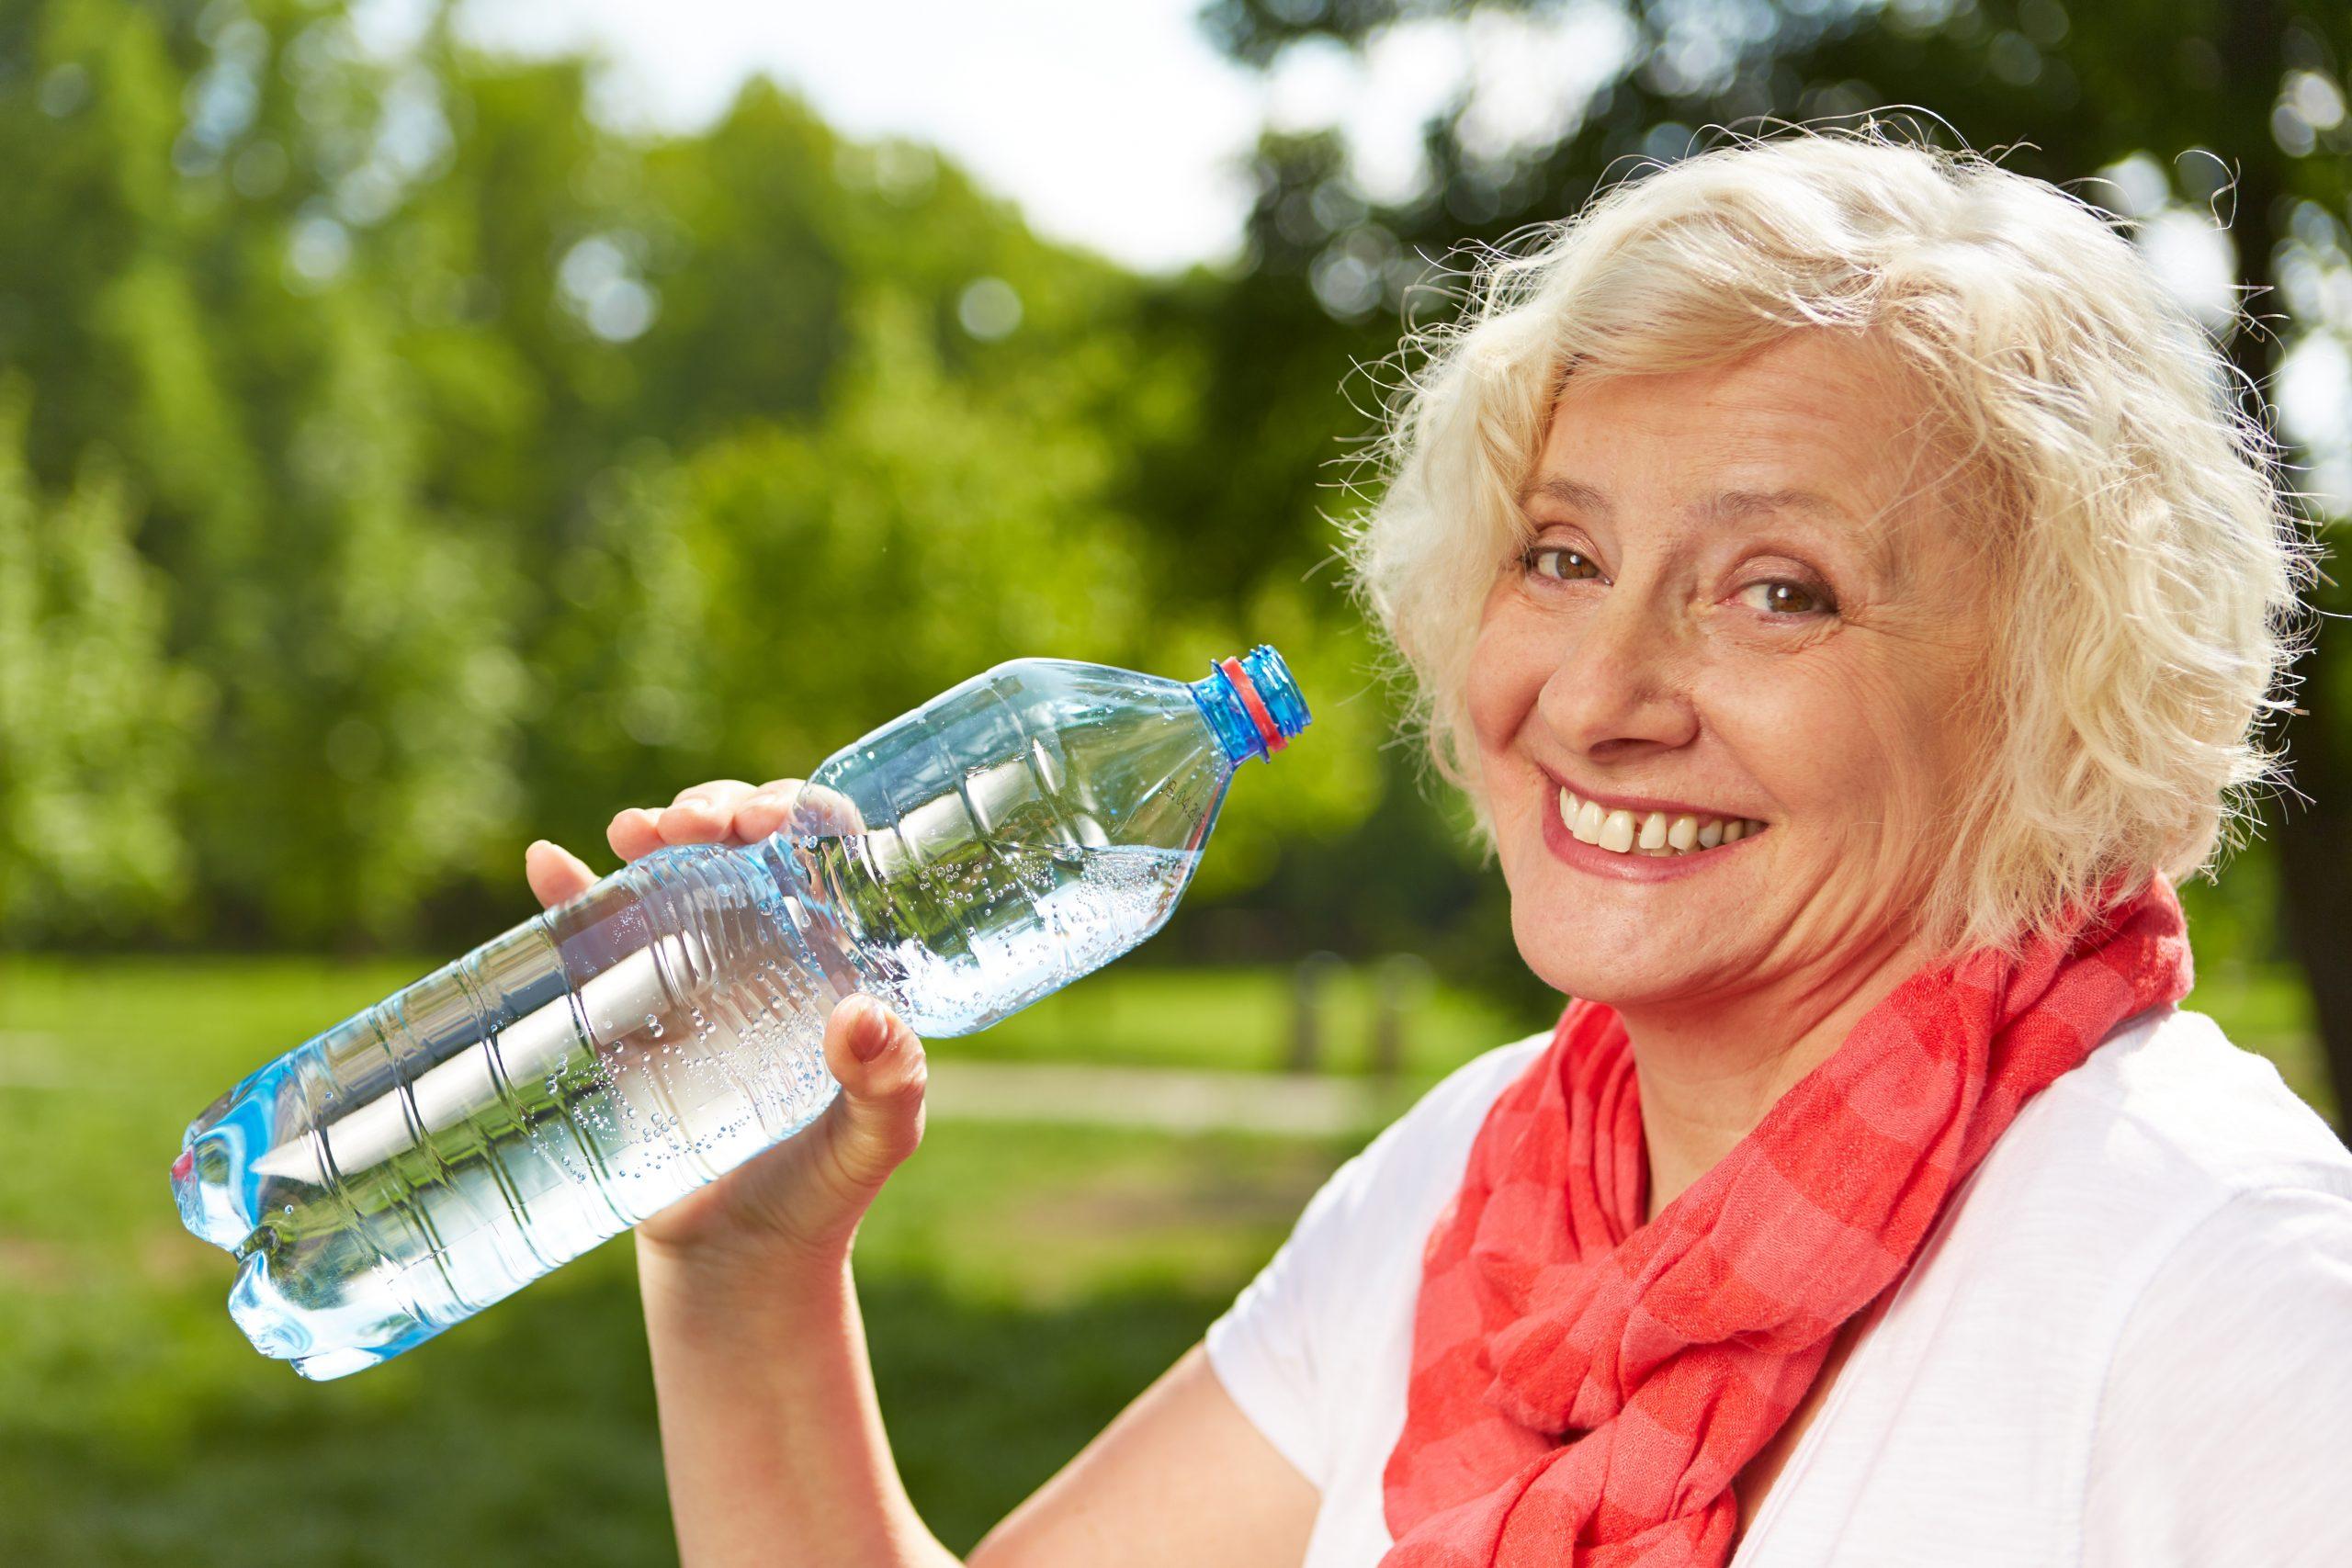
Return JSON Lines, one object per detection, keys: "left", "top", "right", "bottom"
{"left": 1190, "top": 645, "right": 1311, "bottom": 766}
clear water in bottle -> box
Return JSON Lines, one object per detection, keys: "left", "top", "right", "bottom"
{"left": 171, "top": 648, "right": 1308, "bottom": 1379}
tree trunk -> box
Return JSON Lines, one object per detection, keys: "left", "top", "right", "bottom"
{"left": 2225, "top": 0, "right": 2352, "bottom": 1138}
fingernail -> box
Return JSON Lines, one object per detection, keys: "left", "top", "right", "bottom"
{"left": 850, "top": 998, "right": 891, "bottom": 1061}
{"left": 526, "top": 839, "right": 550, "bottom": 856}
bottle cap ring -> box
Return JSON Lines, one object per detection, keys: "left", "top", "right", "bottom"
{"left": 1219, "top": 657, "right": 1287, "bottom": 754}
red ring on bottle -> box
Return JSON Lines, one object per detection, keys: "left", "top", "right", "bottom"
{"left": 1220, "top": 657, "right": 1286, "bottom": 753}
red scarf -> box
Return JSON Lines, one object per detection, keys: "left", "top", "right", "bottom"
{"left": 1380, "top": 868, "right": 2193, "bottom": 1566}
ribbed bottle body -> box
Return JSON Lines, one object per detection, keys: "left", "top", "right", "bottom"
{"left": 173, "top": 845, "right": 844, "bottom": 1379}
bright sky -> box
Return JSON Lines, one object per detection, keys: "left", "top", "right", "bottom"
{"left": 416, "top": 0, "right": 2346, "bottom": 491}
{"left": 440, "top": 0, "right": 1650, "bottom": 278}
{"left": 447, "top": 0, "right": 1313, "bottom": 276}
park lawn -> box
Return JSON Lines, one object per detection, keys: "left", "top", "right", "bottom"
{"left": 0, "top": 953, "right": 2331, "bottom": 1563}
{"left": 6, "top": 953, "right": 2315, "bottom": 1102}
{"left": 0, "top": 957, "right": 1352, "bottom": 1564}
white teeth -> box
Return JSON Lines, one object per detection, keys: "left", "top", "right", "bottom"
{"left": 1557, "top": 788, "right": 1760, "bottom": 860}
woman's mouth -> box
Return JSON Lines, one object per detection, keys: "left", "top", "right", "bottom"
{"left": 1555, "top": 786, "right": 1769, "bottom": 859}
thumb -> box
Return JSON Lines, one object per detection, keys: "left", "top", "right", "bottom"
{"left": 815, "top": 994, "right": 928, "bottom": 1192}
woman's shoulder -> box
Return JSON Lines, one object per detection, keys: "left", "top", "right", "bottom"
{"left": 2027, "top": 1002, "right": 2352, "bottom": 1201}
{"left": 1229, "top": 1025, "right": 1555, "bottom": 1305}
{"left": 2064, "top": 1010, "right": 2352, "bottom": 1562}
{"left": 1389, "top": 1028, "right": 1555, "bottom": 1145}
{"left": 1738, "top": 1008, "right": 2351, "bottom": 1557}
{"left": 1284, "top": 1027, "right": 1554, "bottom": 1239}
{"left": 1198, "top": 1028, "right": 1554, "bottom": 1488}
{"left": 1901, "top": 1002, "right": 2352, "bottom": 1347}
{"left": 1754, "top": 1007, "right": 2352, "bottom": 1564}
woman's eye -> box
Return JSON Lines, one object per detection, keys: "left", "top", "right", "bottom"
{"left": 1523, "top": 546, "right": 1598, "bottom": 582}
{"left": 1738, "top": 579, "right": 1837, "bottom": 618}
{"left": 1519, "top": 545, "right": 1838, "bottom": 621}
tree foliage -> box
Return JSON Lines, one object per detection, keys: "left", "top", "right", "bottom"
{"left": 0, "top": 382, "right": 207, "bottom": 938}
{"left": 0, "top": 0, "right": 1389, "bottom": 950}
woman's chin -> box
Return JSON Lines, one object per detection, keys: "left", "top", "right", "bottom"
{"left": 1513, "top": 926, "right": 1688, "bottom": 1008}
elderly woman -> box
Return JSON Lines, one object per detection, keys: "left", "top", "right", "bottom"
{"left": 524, "top": 130, "right": 2352, "bottom": 1565}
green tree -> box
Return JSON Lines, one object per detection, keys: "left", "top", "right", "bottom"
{"left": 0, "top": 0, "right": 1396, "bottom": 950}
{"left": 0, "top": 383, "right": 207, "bottom": 941}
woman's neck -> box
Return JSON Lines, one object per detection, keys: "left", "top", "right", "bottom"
{"left": 1623, "top": 926, "right": 1940, "bottom": 1226}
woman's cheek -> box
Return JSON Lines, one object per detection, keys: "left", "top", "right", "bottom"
{"left": 1464, "top": 610, "right": 1547, "bottom": 761}
{"left": 1699, "top": 674, "right": 1819, "bottom": 783}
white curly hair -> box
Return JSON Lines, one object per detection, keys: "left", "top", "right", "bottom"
{"left": 1341, "top": 123, "right": 2324, "bottom": 964}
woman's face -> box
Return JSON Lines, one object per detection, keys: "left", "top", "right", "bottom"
{"left": 1466, "top": 332, "right": 1993, "bottom": 1009}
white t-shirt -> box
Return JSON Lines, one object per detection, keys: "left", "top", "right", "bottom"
{"left": 1204, "top": 1003, "right": 2352, "bottom": 1567}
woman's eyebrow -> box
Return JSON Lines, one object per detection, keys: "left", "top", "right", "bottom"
{"left": 1702, "top": 487, "right": 1848, "bottom": 523}
{"left": 1518, "top": 479, "right": 1850, "bottom": 525}
{"left": 1704, "top": 488, "right": 1908, "bottom": 588}
{"left": 1518, "top": 476, "right": 1613, "bottom": 513}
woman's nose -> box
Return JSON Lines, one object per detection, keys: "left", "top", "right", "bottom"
{"left": 1532, "top": 585, "right": 1696, "bottom": 752}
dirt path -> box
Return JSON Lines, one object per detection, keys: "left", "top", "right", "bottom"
{"left": 923, "top": 1058, "right": 1399, "bottom": 1137}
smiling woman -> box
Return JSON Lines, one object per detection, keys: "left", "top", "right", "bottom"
{"left": 521, "top": 125, "right": 2350, "bottom": 1568}
{"left": 1226, "top": 126, "right": 2349, "bottom": 1567}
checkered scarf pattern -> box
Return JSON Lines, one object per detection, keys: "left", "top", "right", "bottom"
{"left": 1380, "top": 868, "right": 2194, "bottom": 1566}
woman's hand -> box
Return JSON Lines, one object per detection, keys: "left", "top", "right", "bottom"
{"left": 528, "top": 784, "right": 1316, "bottom": 1568}
{"left": 523, "top": 778, "right": 929, "bottom": 1275}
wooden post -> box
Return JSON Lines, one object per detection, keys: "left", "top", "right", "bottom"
{"left": 1289, "top": 951, "right": 1345, "bottom": 1074}
{"left": 1372, "top": 952, "right": 1430, "bottom": 1083}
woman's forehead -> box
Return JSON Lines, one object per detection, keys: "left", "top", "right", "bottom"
{"left": 1544, "top": 336, "right": 1931, "bottom": 458}
{"left": 1525, "top": 354, "right": 1962, "bottom": 583}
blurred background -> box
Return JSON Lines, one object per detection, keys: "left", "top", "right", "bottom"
{"left": 1, "top": 0, "right": 2346, "bottom": 1561}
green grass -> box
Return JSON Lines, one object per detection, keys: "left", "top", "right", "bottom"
{"left": 978, "top": 957, "right": 1531, "bottom": 1082}
{"left": 0, "top": 953, "right": 2332, "bottom": 1563}
{"left": 0, "top": 957, "right": 1353, "bottom": 1564}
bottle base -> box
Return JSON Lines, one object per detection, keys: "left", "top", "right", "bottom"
{"left": 291, "top": 1346, "right": 396, "bottom": 1381}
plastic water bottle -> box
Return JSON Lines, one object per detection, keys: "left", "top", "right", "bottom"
{"left": 171, "top": 647, "right": 1309, "bottom": 1380}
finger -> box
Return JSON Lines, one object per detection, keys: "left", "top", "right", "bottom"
{"left": 525, "top": 840, "right": 599, "bottom": 908}
{"left": 658, "top": 780, "right": 760, "bottom": 845}
{"left": 671, "top": 778, "right": 757, "bottom": 809}
{"left": 608, "top": 807, "right": 667, "bottom": 862}
{"left": 796, "top": 782, "right": 867, "bottom": 835}
{"left": 817, "top": 995, "right": 927, "bottom": 1186}
{"left": 726, "top": 780, "right": 805, "bottom": 844}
